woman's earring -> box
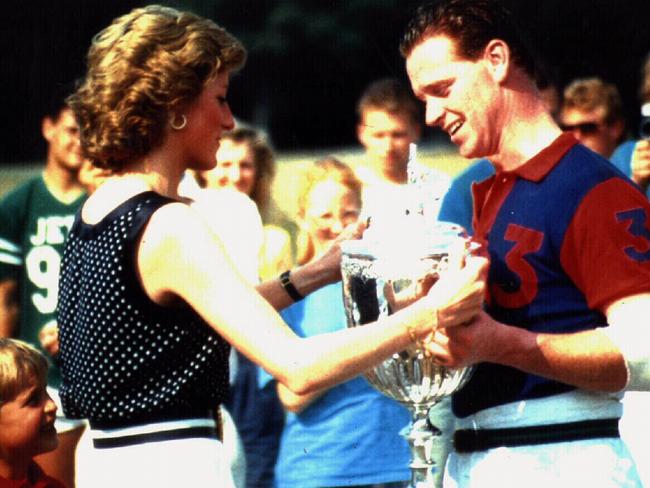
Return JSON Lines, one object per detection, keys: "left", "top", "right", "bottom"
{"left": 170, "top": 114, "right": 187, "bottom": 130}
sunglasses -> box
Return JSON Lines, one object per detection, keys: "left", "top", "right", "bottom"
{"left": 559, "top": 121, "right": 603, "bottom": 135}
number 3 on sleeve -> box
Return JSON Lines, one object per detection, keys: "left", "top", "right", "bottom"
{"left": 616, "top": 208, "right": 650, "bottom": 262}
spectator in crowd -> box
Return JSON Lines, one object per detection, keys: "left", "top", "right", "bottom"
{"left": 58, "top": 6, "right": 487, "bottom": 487}
{"left": 206, "top": 128, "right": 295, "bottom": 281}
{"left": 355, "top": 78, "right": 450, "bottom": 223}
{"left": 609, "top": 51, "right": 650, "bottom": 488}
{"left": 437, "top": 159, "right": 493, "bottom": 235}
{"left": 263, "top": 157, "right": 411, "bottom": 488}
{"left": 193, "top": 127, "right": 287, "bottom": 488}
{"left": 0, "top": 338, "right": 64, "bottom": 487}
{"left": 356, "top": 78, "right": 452, "bottom": 487}
{"left": 559, "top": 77, "right": 626, "bottom": 159}
{"left": 0, "top": 83, "right": 87, "bottom": 487}
{"left": 401, "top": 0, "right": 650, "bottom": 486}
{"left": 179, "top": 137, "right": 266, "bottom": 487}
{"left": 611, "top": 52, "right": 650, "bottom": 199}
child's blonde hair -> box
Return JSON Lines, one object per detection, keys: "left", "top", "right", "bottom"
{"left": 296, "top": 157, "right": 362, "bottom": 265}
{"left": 0, "top": 338, "right": 48, "bottom": 404}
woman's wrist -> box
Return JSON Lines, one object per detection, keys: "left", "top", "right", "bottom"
{"left": 402, "top": 298, "right": 439, "bottom": 349}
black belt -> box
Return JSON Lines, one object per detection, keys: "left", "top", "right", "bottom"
{"left": 93, "top": 425, "right": 220, "bottom": 449}
{"left": 454, "top": 418, "right": 619, "bottom": 453}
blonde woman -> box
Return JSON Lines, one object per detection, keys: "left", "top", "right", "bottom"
{"left": 266, "top": 157, "right": 411, "bottom": 487}
{"left": 200, "top": 127, "right": 294, "bottom": 280}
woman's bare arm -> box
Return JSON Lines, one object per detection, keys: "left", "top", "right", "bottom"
{"left": 137, "top": 203, "right": 487, "bottom": 395}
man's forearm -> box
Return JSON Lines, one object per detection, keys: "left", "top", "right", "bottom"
{"left": 256, "top": 258, "right": 337, "bottom": 311}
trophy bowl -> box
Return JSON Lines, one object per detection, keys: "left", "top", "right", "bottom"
{"left": 341, "top": 222, "right": 473, "bottom": 488}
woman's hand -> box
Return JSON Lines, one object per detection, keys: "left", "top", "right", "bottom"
{"left": 400, "top": 253, "right": 486, "bottom": 358}
{"left": 311, "top": 219, "right": 368, "bottom": 283}
{"left": 427, "top": 253, "right": 488, "bottom": 329}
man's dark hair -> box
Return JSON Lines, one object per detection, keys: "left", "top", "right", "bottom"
{"left": 400, "top": 0, "right": 536, "bottom": 79}
{"left": 356, "top": 78, "right": 422, "bottom": 126}
{"left": 43, "top": 80, "right": 78, "bottom": 121}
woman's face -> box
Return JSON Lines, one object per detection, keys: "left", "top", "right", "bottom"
{"left": 302, "top": 179, "right": 361, "bottom": 254}
{"left": 178, "top": 71, "right": 235, "bottom": 171}
{"left": 209, "top": 139, "right": 257, "bottom": 195}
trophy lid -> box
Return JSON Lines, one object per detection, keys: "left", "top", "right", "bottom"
{"left": 342, "top": 220, "right": 468, "bottom": 261}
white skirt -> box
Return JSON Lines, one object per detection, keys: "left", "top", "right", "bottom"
{"left": 76, "top": 418, "right": 235, "bottom": 488}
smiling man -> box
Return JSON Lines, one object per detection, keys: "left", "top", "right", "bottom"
{"left": 401, "top": 1, "right": 650, "bottom": 487}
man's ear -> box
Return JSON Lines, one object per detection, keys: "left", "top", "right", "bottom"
{"left": 483, "top": 39, "right": 511, "bottom": 84}
{"left": 356, "top": 122, "right": 368, "bottom": 146}
{"left": 608, "top": 118, "right": 626, "bottom": 143}
{"left": 412, "top": 122, "right": 422, "bottom": 142}
{"left": 42, "top": 116, "right": 55, "bottom": 143}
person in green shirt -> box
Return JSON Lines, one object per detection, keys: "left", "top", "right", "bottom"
{"left": 0, "top": 83, "right": 87, "bottom": 488}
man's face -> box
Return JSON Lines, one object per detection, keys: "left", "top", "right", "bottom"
{"left": 560, "top": 106, "right": 622, "bottom": 158}
{"left": 406, "top": 35, "right": 501, "bottom": 159}
{"left": 42, "top": 108, "right": 86, "bottom": 173}
{"left": 357, "top": 109, "right": 419, "bottom": 173}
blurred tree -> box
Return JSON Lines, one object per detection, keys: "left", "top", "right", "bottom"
{"left": 212, "top": 0, "right": 425, "bottom": 148}
{"left": 2, "top": 0, "right": 650, "bottom": 161}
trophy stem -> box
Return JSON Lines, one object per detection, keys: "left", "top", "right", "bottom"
{"left": 403, "top": 404, "right": 440, "bottom": 488}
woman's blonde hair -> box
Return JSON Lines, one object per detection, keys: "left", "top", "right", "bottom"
{"left": 0, "top": 338, "right": 48, "bottom": 405}
{"left": 69, "top": 5, "right": 246, "bottom": 170}
{"left": 296, "top": 157, "right": 362, "bottom": 265}
{"left": 219, "top": 128, "right": 276, "bottom": 220}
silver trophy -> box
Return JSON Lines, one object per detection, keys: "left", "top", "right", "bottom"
{"left": 341, "top": 146, "right": 472, "bottom": 487}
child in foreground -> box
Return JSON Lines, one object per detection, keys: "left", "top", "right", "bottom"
{"left": 0, "top": 338, "right": 64, "bottom": 487}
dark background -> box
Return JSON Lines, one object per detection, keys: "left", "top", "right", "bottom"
{"left": 2, "top": 0, "right": 650, "bottom": 163}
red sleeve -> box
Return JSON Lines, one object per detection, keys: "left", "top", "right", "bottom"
{"left": 30, "top": 462, "right": 67, "bottom": 488}
{"left": 561, "top": 177, "right": 650, "bottom": 311}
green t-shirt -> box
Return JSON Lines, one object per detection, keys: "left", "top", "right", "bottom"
{"left": 0, "top": 175, "right": 86, "bottom": 386}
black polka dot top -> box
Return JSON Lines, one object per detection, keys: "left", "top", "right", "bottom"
{"left": 57, "top": 191, "right": 231, "bottom": 429}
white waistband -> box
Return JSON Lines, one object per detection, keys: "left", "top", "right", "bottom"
{"left": 455, "top": 390, "right": 623, "bottom": 430}
{"left": 91, "top": 418, "right": 216, "bottom": 440}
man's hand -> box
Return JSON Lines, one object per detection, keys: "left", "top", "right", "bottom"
{"left": 631, "top": 140, "right": 650, "bottom": 192}
{"left": 424, "top": 310, "right": 502, "bottom": 367}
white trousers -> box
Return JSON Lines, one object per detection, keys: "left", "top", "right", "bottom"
{"left": 444, "top": 391, "right": 641, "bottom": 488}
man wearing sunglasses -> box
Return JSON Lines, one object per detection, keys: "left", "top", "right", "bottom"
{"left": 611, "top": 53, "right": 650, "bottom": 200}
{"left": 559, "top": 77, "right": 626, "bottom": 159}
